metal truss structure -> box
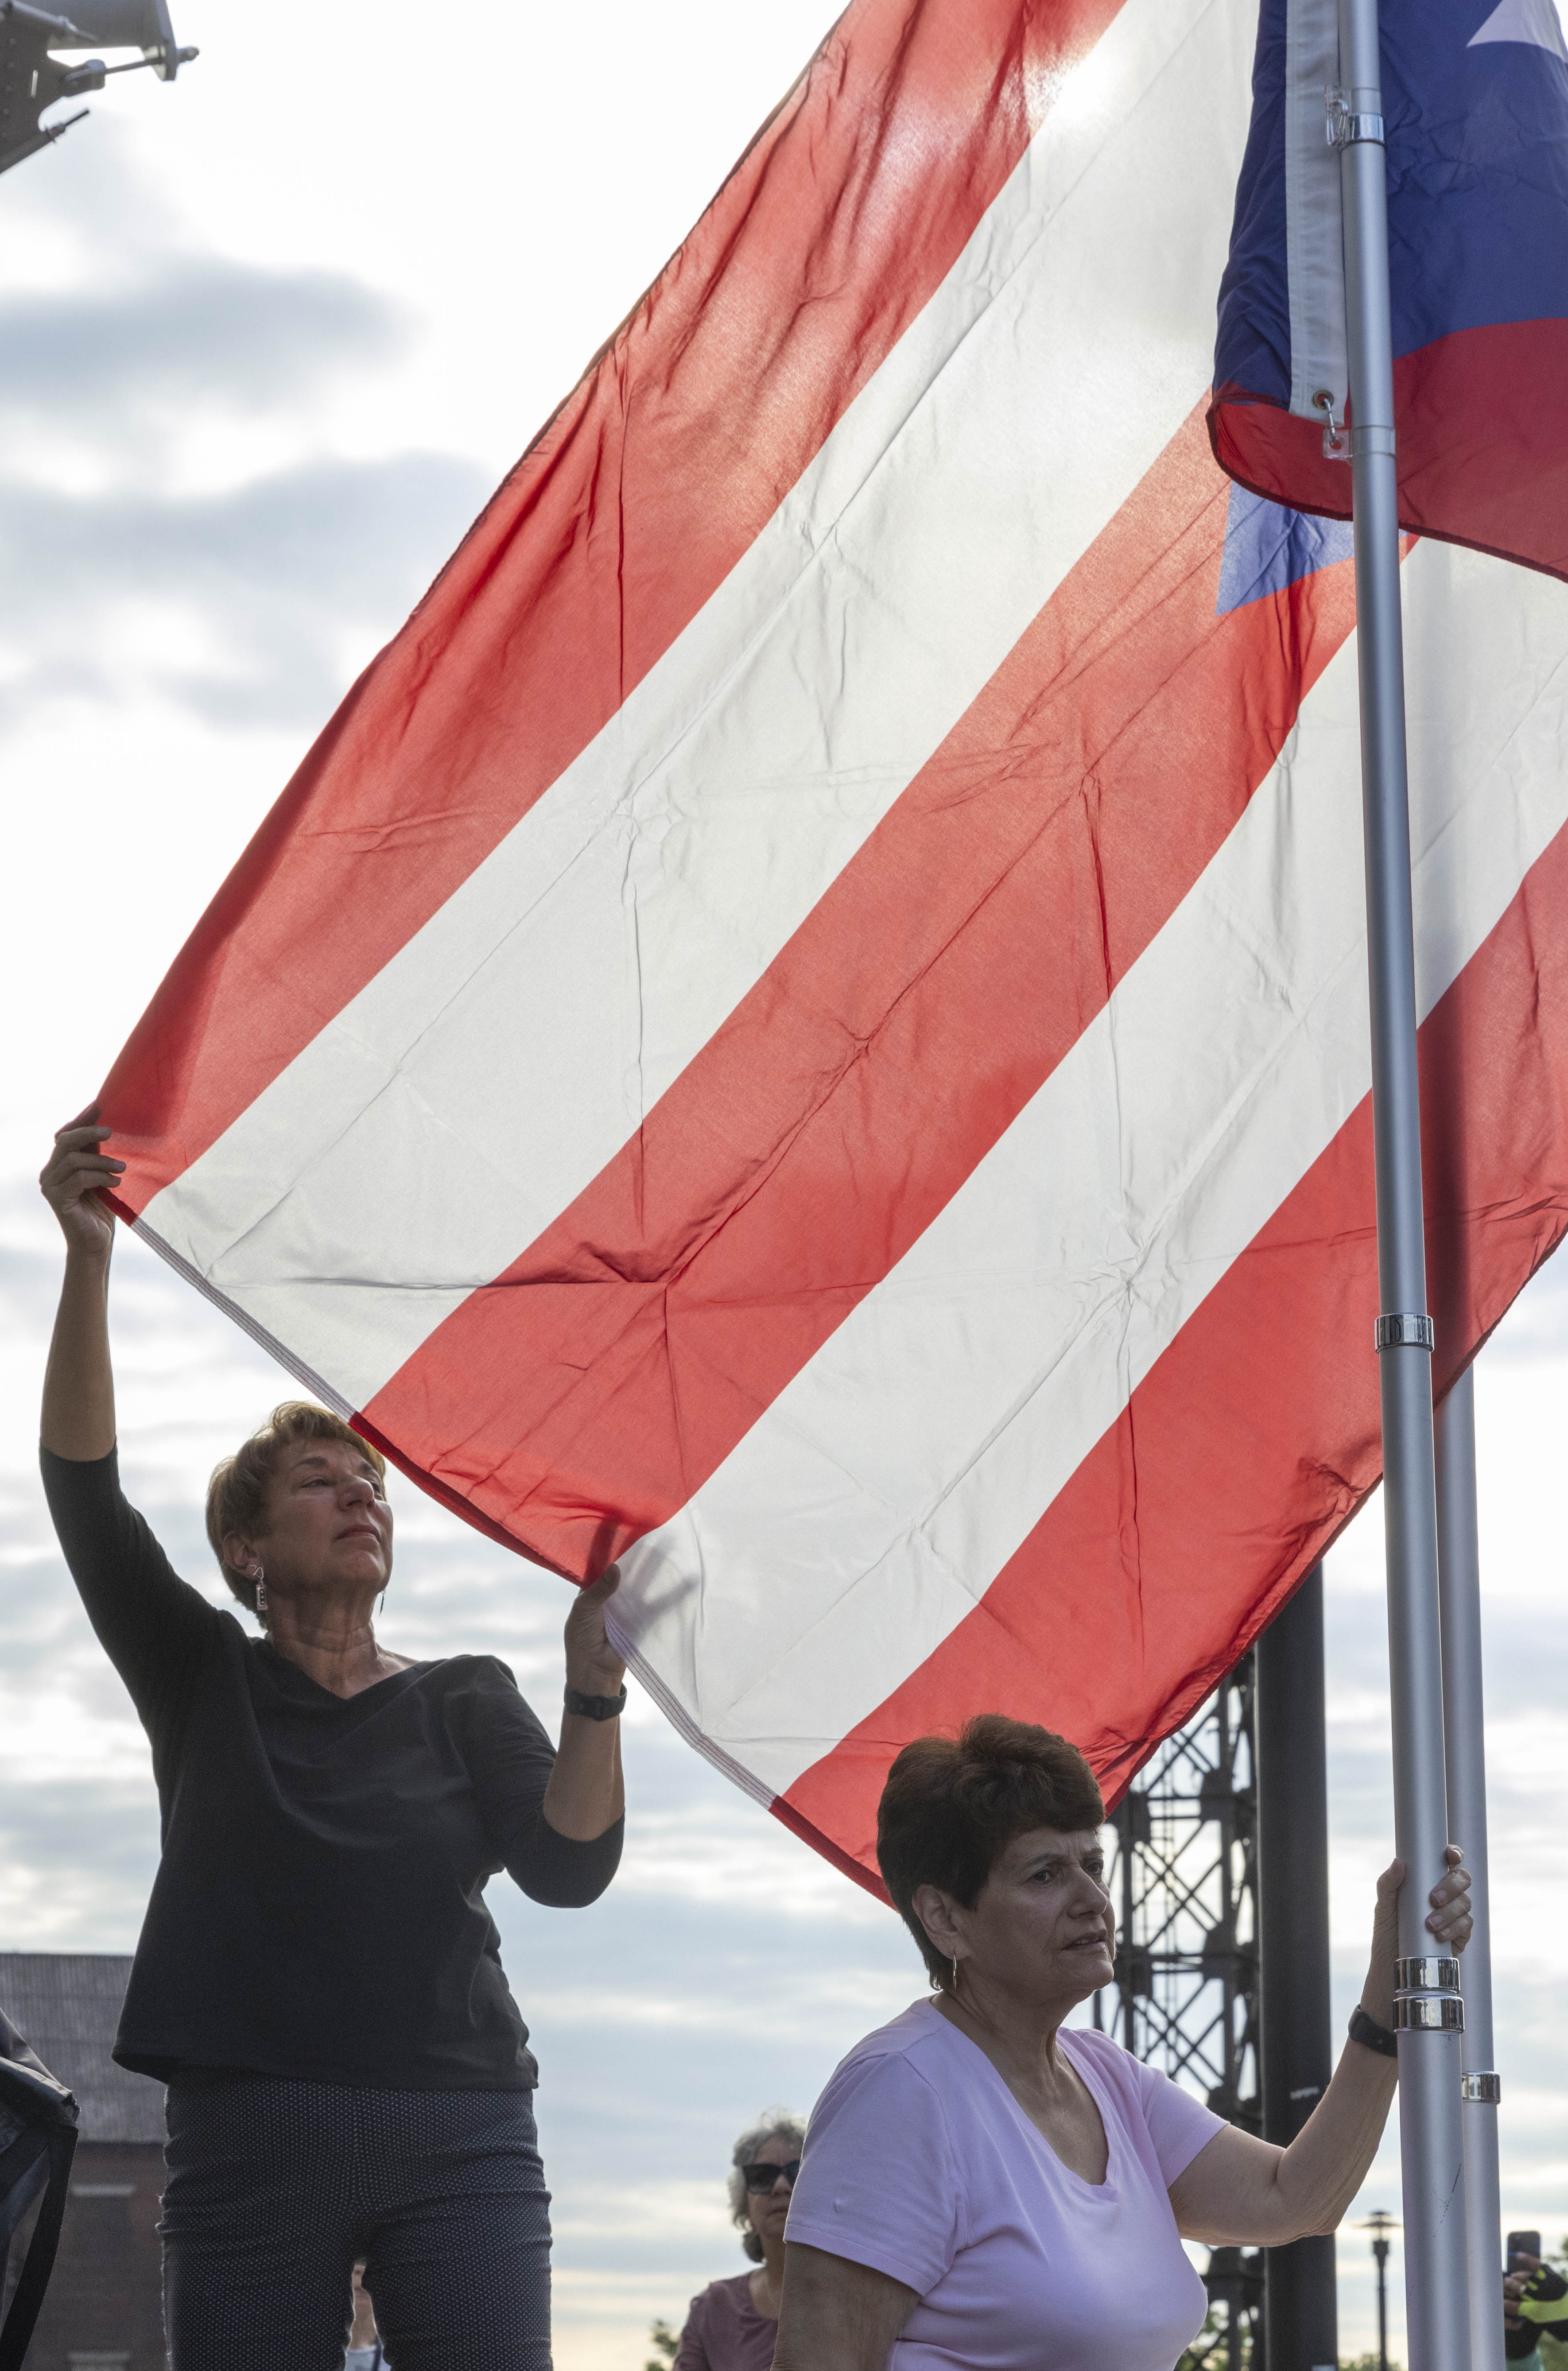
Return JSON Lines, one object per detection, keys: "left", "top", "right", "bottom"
{"left": 1091, "top": 1653, "right": 1265, "bottom": 2368}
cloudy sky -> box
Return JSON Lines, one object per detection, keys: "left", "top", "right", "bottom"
{"left": 3, "top": 5, "right": 1568, "bottom": 2364}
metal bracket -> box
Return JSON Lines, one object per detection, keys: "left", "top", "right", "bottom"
{"left": 1327, "top": 87, "right": 1386, "bottom": 147}
{"left": 1313, "top": 390, "right": 1351, "bottom": 462}
{"left": 1399, "top": 1954, "right": 1461, "bottom": 1988}
{"left": 1461, "top": 2070, "right": 1501, "bottom": 2103}
{"left": 1376, "top": 1312, "right": 1435, "bottom": 1352}
{"left": 1397, "top": 1997, "right": 1464, "bottom": 2032}
{"left": 1395, "top": 1954, "right": 1465, "bottom": 2033}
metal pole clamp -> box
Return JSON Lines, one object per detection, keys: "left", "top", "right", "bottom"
{"left": 1376, "top": 1312, "right": 1435, "bottom": 1352}
{"left": 1461, "top": 2070, "right": 1501, "bottom": 2103}
{"left": 1395, "top": 1954, "right": 1464, "bottom": 2033}
{"left": 1327, "top": 88, "right": 1386, "bottom": 146}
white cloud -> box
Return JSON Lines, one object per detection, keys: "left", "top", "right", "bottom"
{"left": 0, "top": 256, "right": 404, "bottom": 441}
{"left": 1, "top": 452, "right": 489, "bottom": 728}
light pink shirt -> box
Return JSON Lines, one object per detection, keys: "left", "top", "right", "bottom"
{"left": 785, "top": 2000, "right": 1223, "bottom": 2371}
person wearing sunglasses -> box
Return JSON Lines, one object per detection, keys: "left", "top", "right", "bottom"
{"left": 674, "top": 2111, "right": 806, "bottom": 2370}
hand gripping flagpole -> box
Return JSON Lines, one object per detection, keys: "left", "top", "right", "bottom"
{"left": 1331, "top": 0, "right": 1471, "bottom": 2358}
{"left": 1436, "top": 1365, "right": 1505, "bottom": 2371}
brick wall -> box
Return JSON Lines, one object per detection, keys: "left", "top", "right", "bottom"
{"left": 22, "top": 2139, "right": 166, "bottom": 2371}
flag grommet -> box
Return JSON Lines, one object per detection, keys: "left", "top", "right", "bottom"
{"left": 1312, "top": 391, "right": 1351, "bottom": 462}
{"left": 1375, "top": 1312, "right": 1435, "bottom": 1351}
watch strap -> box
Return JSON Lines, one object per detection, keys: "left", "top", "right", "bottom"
{"left": 563, "top": 1684, "right": 627, "bottom": 1723}
{"left": 1348, "top": 2004, "right": 1399, "bottom": 2059}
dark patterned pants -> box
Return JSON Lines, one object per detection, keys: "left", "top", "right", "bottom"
{"left": 161, "top": 2074, "right": 551, "bottom": 2370}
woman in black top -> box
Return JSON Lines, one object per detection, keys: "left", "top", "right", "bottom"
{"left": 39, "top": 1110, "right": 628, "bottom": 2371}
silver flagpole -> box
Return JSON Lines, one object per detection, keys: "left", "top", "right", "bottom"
{"left": 1436, "top": 1364, "right": 1504, "bottom": 2371}
{"left": 1332, "top": 0, "right": 1471, "bottom": 2358}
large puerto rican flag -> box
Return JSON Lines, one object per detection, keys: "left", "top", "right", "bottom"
{"left": 99, "top": 0, "right": 1568, "bottom": 1892}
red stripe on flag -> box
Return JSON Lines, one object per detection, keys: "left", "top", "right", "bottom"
{"left": 1211, "top": 320, "right": 1568, "bottom": 582}
{"left": 780, "top": 817, "right": 1568, "bottom": 1889}
{"left": 358, "top": 409, "right": 1358, "bottom": 1572}
{"left": 99, "top": 0, "right": 1124, "bottom": 1207}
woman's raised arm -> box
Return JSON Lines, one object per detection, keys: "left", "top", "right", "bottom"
{"left": 40, "top": 1108, "right": 124, "bottom": 1460}
{"left": 540, "top": 1568, "right": 628, "bottom": 1842}
{"left": 1168, "top": 1847, "right": 1472, "bottom": 2246}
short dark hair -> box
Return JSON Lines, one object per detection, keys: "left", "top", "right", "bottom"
{"left": 876, "top": 1715, "right": 1106, "bottom": 1989}
{"left": 206, "top": 1401, "right": 386, "bottom": 1614}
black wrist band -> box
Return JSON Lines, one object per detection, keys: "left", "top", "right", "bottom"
{"left": 1348, "top": 2005, "right": 1399, "bottom": 2058}
{"left": 563, "top": 1684, "right": 627, "bottom": 1722}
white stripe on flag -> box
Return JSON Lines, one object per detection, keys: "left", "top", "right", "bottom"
{"left": 139, "top": 0, "right": 1255, "bottom": 1413}
{"left": 611, "top": 540, "right": 1568, "bottom": 1798}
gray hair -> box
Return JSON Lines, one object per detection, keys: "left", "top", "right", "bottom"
{"left": 727, "top": 2107, "right": 807, "bottom": 2263}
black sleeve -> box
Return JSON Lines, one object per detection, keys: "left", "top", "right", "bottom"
{"left": 40, "top": 1444, "right": 223, "bottom": 1749}
{"left": 463, "top": 1660, "right": 625, "bottom": 1909}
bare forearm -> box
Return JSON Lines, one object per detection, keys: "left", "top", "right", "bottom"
{"left": 1173, "top": 1853, "right": 1469, "bottom": 2248}
{"left": 1269, "top": 2041, "right": 1399, "bottom": 2237}
{"left": 1270, "top": 1868, "right": 1401, "bottom": 2235}
{"left": 1171, "top": 2045, "right": 1397, "bottom": 2246}
{"left": 541, "top": 1715, "right": 624, "bottom": 1840}
{"left": 41, "top": 1246, "right": 116, "bottom": 1460}
{"left": 545, "top": 1565, "right": 628, "bottom": 1839}
{"left": 1268, "top": 1878, "right": 1409, "bottom": 2236}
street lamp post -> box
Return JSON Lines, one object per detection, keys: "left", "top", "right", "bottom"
{"left": 1359, "top": 2210, "right": 1400, "bottom": 2371}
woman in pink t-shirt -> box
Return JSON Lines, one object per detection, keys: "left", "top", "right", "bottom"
{"left": 777, "top": 1715, "right": 1471, "bottom": 2371}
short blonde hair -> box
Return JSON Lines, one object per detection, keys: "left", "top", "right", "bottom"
{"left": 206, "top": 1401, "right": 386, "bottom": 1613}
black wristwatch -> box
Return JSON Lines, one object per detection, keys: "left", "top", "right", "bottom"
{"left": 563, "top": 1684, "right": 627, "bottom": 1722}
{"left": 1348, "top": 2005, "right": 1399, "bottom": 2059}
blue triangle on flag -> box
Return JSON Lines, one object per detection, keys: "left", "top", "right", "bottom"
{"left": 1216, "top": 484, "right": 1355, "bottom": 617}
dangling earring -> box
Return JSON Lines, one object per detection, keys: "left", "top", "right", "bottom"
{"left": 251, "top": 1564, "right": 267, "bottom": 1621}
{"left": 951, "top": 1955, "right": 960, "bottom": 1995}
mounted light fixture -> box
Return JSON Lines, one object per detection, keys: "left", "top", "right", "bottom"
{"left": 0, "top": 0, "right": 197, "bottom": 177}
